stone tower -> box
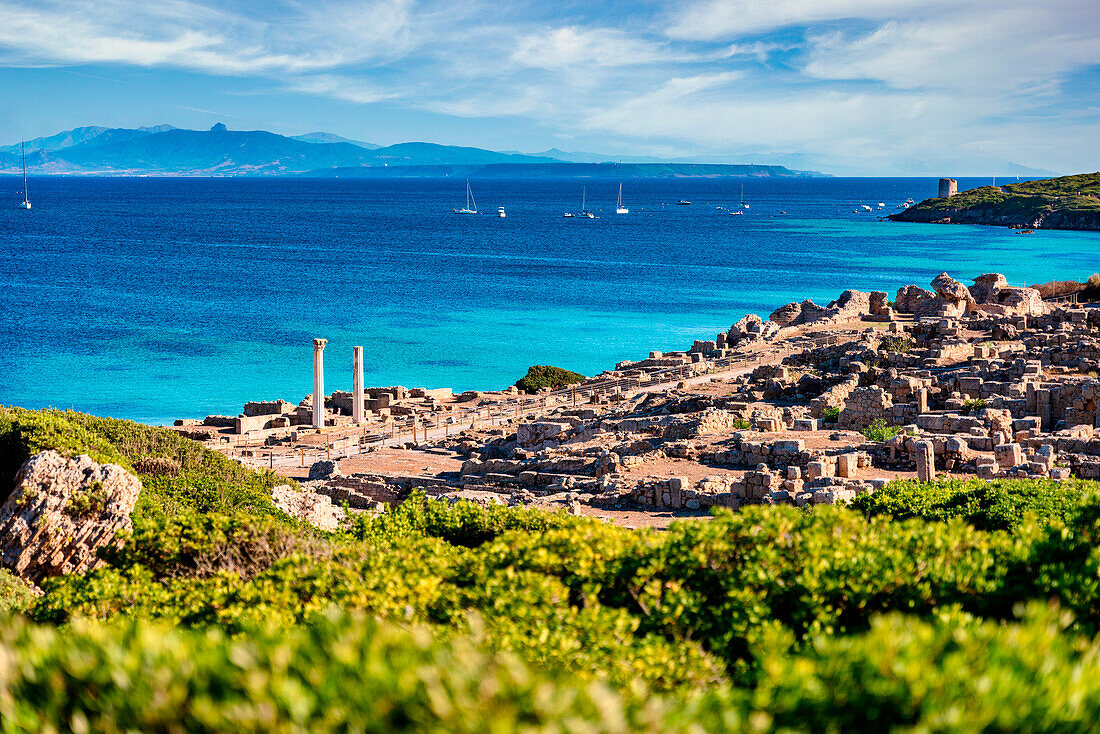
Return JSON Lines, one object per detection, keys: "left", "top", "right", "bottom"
{"left": 938, "top": 178, "right": 958, "bottom": 198}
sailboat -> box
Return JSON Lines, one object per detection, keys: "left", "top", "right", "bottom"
{"left": 17, "top": 141, "right": 30, "bottom": 210}
{"left": 739, "top": 183, "right": 749, "bottom": 209}
{"left": 615, "top": 182, "right": 628, "bottom": 214}
{"left": 453, "top": 180, "right": 477, "bottom": 214}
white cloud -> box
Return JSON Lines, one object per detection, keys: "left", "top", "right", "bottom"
{"left": 511, "top": 27, "right": 673, "bottom": 69}
{"left": 666, "top": 0, "right": 943, "bottom": 41}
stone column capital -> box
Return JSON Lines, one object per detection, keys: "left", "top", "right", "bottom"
{"left": 313, "top": 338, "right": 328, "bottom": 351}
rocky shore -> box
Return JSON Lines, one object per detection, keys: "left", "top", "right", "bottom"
{"left": 168, "top": 269, "right": 1100, "bottom": 530}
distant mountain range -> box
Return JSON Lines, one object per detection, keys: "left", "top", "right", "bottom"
{"left": 0, "top": 123, "right": 825, "bottom": 177}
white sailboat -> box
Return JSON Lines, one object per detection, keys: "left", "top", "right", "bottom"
{"left": 739, "top": 183, "right": 749, "bottom": 209}
{"left": 615, "top": 182, "right": 628, "bottom": 214}
{"left": 453, "top": 180, "right": 477, "bottom": 214}
{"left": 17, "top": 141, "right": 30, "bottom": 210}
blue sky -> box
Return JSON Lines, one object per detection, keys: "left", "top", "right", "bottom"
{"left": 0, "top": 0, "right": 1097, "bottom": 175}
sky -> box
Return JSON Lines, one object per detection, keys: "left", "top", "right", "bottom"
{"left": 0, "top": 0, "right": 1098, "bottom": 175}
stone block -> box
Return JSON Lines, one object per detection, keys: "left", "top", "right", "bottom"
{"left": 915, "top": 440, "right": 935, "bottom": 482}
{"left": 837, "top": 453, "right": 857, "bottom": 478}
{"left": 995, "top": 443, "right": 1023, "bottom": 469}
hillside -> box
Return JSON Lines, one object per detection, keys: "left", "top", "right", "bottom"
{"left": 0, "top": 124, "right": 826, "bottom": 177}
{"left": 890, "top": 172, "right": 1100, "bottom": 230}
{"left": 0, "top": 126, "right": 558, "bottom": 176}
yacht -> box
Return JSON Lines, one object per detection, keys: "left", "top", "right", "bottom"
{"left": 497, "top": 206, "right": 506, "bottom": 218}
{"left": 580, "top": 187, "right": 594, "bottom": 218}
{"left": 453, "top": 180, "right": 477, "bottom": 214}
{"left": 676, "top": 200, "right": 691, "bottom": 206}
{"left": 739, "top": 183, "right": 749, "bottom": 209}
{"left": 615, "top": 183, "right": 628, "bottom": 214}
{"left": 17, "top": 141, "right": 30, "bottom": 210}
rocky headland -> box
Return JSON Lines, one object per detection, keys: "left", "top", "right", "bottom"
{"left": 891, "top": 172, "right": 1100, "bottom": 230}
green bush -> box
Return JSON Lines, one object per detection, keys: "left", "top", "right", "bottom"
{"left": 861, "top": 418, "right": 901, "bottom": 442}
{"left": 0, "top": 569, "right": 35, "bottom": 614}
{"left": 961, "top": 397, "right": 989, "bottom": 415}
{"left": 821, "top": 405, "right": 841, "bottom": 424}
{"left": 514, "top": 365, "right": 585, "bottom": 394}
{"left": 879, "top": 335, "right": 914, "bottom": 353}
{"left": 732, "top": 418, "right": 751, "bottom": 430}
{"left": 851, "top": 476, "right": 1088, "bottom": 531}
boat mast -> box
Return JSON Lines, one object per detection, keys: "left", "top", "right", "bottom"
{"left": 617, "top": 182, "right": 622, "bottom": 207}
{"left": 582, "top": 187, "right": 586, "bottom": 211}
{"left": 21, "top": 141, "right": 27, "bottom": 201}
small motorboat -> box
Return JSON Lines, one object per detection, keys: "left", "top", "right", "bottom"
{"left": 497, "top": 207, "right": 506, "bottom": 218}
{"left": 677, "top": 200, "right": 691, "bottom": 205}
{"left": 729, "top": 210, "right": 743, "bottom": 216}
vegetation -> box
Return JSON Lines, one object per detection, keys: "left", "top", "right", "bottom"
{"left": 9, "top": 409, "right": 1100, "bottom": 728}
{"left": 0, "top": 406, "right": 287, "bottom": 523}
{"left": 821, "top": 405, "right": 841, "bottom": 424}
{"left": 851, "top": 476, "right": 1086, "bottom": 530}
{"left": 893, "top": 172, "right": 1100, "bottom": 228}
{"left": 513, "top": 365, "right": 585, "bottom": 394}
{"left": 861, "top": 417, "right": 901, "bottom": 441}
{"left": 961, "top": 397, "right": 989, "bottom": 415}
{"left": 879, "top": 335, "right": 914, "bottom": 353}
{"left": 732, "top": 418, "right": 751, "bottom": 430}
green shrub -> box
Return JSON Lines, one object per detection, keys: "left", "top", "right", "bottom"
{"left": 9, "top": 602, "right": 1100, "bottom": 732}
{"left": 753, "top": 604, "right": 1100, "bottom": 731}
{"left": 879, "top": 335, "right": 914, "bottom": 353}
{"left": 514, "top": 365, "right": 585, "bottom": 394}
{"left": 0, "top": 569, "right": 35, "bottom": 614}
{"left": 861, "top": 418, "right": 901, "bottom": 442}
{"left": 732, "top": 418, "right": 751, "bottom": 430}
{"left": 821, "top": 405, "right": 841, "bottom": 424}
{"left": 961, "top": 397, "right": 989, "bottom": 415}
{"left": 851, "top": 476, "right": 1089, "bottom": 531}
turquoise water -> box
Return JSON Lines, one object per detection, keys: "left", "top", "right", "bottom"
{"left": 1, "top": 176, "right": 1097, "bottom": 424}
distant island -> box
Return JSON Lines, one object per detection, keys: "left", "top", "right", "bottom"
{"left": 0, "top": 123, "right": 825, "bottom": 178}
{"left": 308, "top": 161, "right": 820, "bottom": 179}
{"left": 890, "top": 172, "right": 1100, "bottom": 231}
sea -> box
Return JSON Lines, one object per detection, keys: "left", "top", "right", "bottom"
{"left": 2, "top": 175, "right": 1097, "bottom": 424}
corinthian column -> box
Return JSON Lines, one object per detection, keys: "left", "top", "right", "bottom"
{"left": 312, "top": 338, "right": 327, "bottom": 430}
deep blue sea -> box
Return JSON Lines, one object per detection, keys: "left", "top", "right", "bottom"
{"left": 2, "top": 176, "right": 1097, "bottom": 424}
